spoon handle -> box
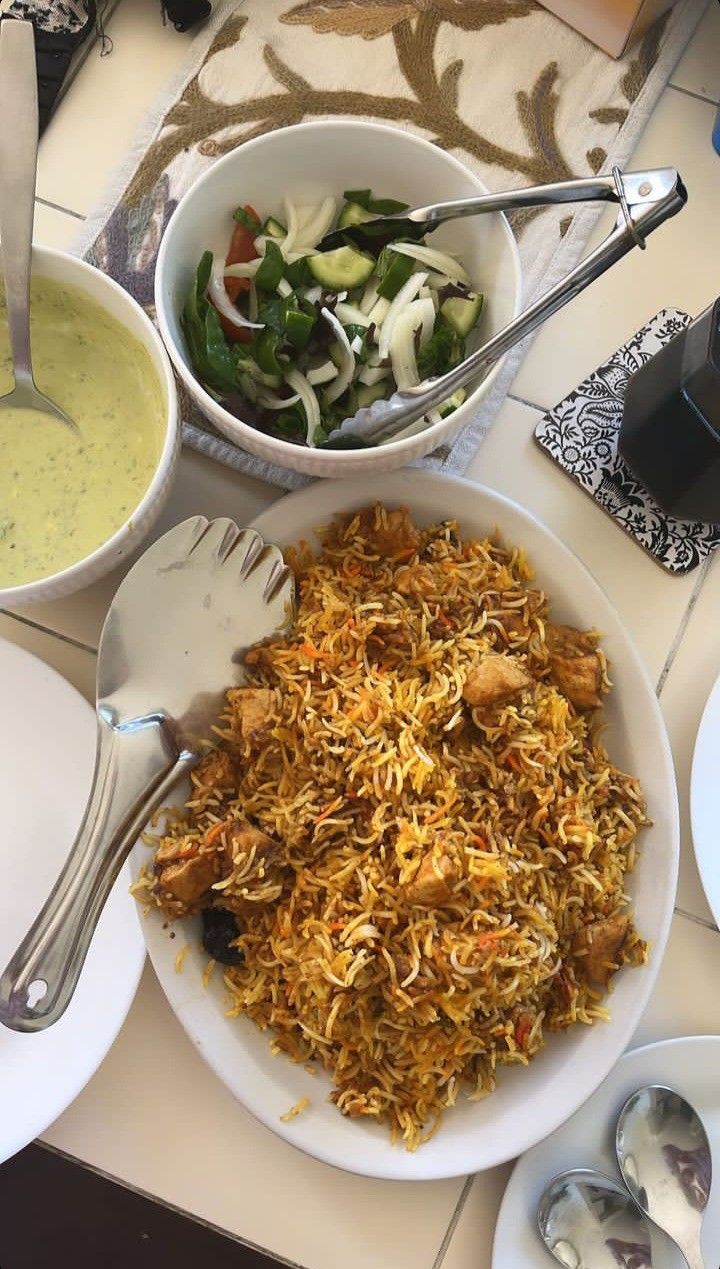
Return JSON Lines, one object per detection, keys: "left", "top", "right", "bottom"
{"left": 0, "top": 714, "right": 196, "bottom": 1032}
{"left": 0, "top": 19, "right": 39, "bottom": 389}
{"left": 677, "top": 1235, "right": 705, "bottom": 1269}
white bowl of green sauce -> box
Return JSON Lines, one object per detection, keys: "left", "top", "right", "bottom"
{"left": 0, "top": 247, "right": 179, "bottom": 607}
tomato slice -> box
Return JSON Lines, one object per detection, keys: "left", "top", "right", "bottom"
{"left": 214, "top": 204, "right": 261, "bottom": 343}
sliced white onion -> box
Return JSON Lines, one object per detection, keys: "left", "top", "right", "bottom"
{"left": 257, "top": 391, "right": 301, "bottom": 409}
{"left": 426, "top": 272, "right": 456, "bottom": 290}
{"left": 390, "top": 300, "right": 434, "bottom": 390}
{"left": 276, "top": 277, "right": 293, "bottom": 298}
{"left": 358, "top": 363, "right": 391, "bottom": 386}
{"left": 281, "top": 198, "right": 301, "bottom": 258}
{"left": 365, "top": 350, "right": 385, "bottom": 369}
{"left": 303, "top": 286, "right": 323, "bottom": 306}
{"left": 307, "top": 360, "right": 338, "bottom": 387}
{"left": 224, "top": 259, "right": 262, "bottom": 280}
{"left": 285, "top": 368, "right": 322, "bottom": 447}
{"left": 378, "top": 271, "right": 428, "bottom": 360}
{"left": 335, "top": 302, "right": 371, "bottom": 327}
{"left": 293, "top": 197, "right": 336, "bottom": 250}
{"left": 320, "top": 307, "right": 355, "bottom": 405}
{"left": 253, "top": 235, "right": 268, "bottom": 257}
{"left": 208, "top": 258, "right": 264, "bottom": 330}
{"left": 387, "top": 242, "right": 469, "bottom": 285}
{"left": 367, "top": 297, "right": 391, "bottom": 334}
{"left": 350, "top": 334, "right": 364, "bottom": 356}
{"left": 360, "top": 277, "right": 380, "bottom": 315}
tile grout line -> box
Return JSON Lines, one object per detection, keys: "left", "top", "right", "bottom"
{"left": 655, "top": 552, "right": 715, "bottom": 696}
{"left": 674, "top": 905, "right": 719, "bottom": 932}
{"left": 36, "top": 1140, "right": 308, "bottom": 1269}
{"left": 35, "top": 195, "right": 86, "bottom": 222}
{"left": 431, "top": 1175, "right": 476, "bottom": 1269}
{"left": 0, "top": 608, "right": 98, "bottom": 657}
{"left": 667, "top": 81, "right": 720, "bottom": 109}
{"left": 506, "top": 391, "right": 545, "bottom": 415}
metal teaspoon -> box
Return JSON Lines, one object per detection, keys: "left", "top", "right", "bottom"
{"left": 538, "top": 1168, "right": 654, "bottom": 1269}
{"left": 616, "top": 1085, "right": 711, "bottom": 1269}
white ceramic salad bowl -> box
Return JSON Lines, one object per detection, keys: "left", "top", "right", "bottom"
{"left": 154, "top": 120, "right": 522, "bottom": 477}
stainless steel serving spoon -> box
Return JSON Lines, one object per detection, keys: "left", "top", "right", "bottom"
{"left": 0, "top": 19, "right": 76, "bottom": 431}
{"left": 0, "top": 516, "right": 294, "bottom": 1031}
{"left": 617, "top": 1086, "right": 711, "bottom": 1269}
{"left": 538, "top": 1168, "right": 654, "bottom": 1269}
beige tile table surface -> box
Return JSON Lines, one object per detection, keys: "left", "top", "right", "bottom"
{"left": 3, "top": 2, "right": 720, "bottom": 1265}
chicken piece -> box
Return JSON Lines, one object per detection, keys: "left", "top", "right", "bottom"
{"left": 503, "top": 589, "right": 546, "bottom": 638}
{"left": 225, "top": 819, "right": 278, "bottom": 869}
{"left": 406, "top": 851, "right": 457, "bottom": 906}
{"left": 356, "top": 506, "right": 420, "bottom": 557}
{"left": 156, "top": 852, "right": 218, "bottom": 909}
{"left": 394, "top": 563, "right": 436, "bottom": 596}
{"left": 190, "top": 750, "right": 236, "bottom": 808}
{"left": 462, "top": 653, "right": 531, "bottom": 708}
{"left": 154, "top": 837, "right": 196, "bottom": 866}
{"left": 548, "top": 625, "right": 603, "bottom": 710}
{"left": 573, "top": 914, "right": 630, "bottom": 985}
{"left": 244, "top": 644, "right": 273, "bottom": 669}
{"left": 231, "top": 687, "right": 275, "bottom": 745}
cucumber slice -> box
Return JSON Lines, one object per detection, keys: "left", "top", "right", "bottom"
{"left": 263, "top": 216, "right": 287, "bottom": 239}
{"left": 356, "top": 380, "right": 388, "bottom": 408}
{"left": 337, "top": 201, "right": 376, "bottom": 230}
{"left": 438, "top": 388, "right": 467, "bottom": 418}
{"left": 440, "top": 293, "right": 484, "bottom": 337}
{"left": 308, "top": 245, "right": 375, "bottom": 292}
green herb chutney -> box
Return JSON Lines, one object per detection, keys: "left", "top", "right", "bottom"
{"left": 0, "top": 276, "right": 164, "bottom": 588}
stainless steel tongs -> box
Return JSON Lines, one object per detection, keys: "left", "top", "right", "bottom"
{"left": 332, "top": 167, "right": 686, "bottom": 445}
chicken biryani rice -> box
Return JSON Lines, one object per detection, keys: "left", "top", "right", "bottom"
{"left": 141, "top": 504, "right": 648, "bottom": 1149}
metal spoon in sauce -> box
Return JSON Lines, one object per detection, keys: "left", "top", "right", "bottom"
{"left": 616, "top": 1085, "right": 711, "bottom": 1269}
{"left": 0, "top": 19, "right": 77, "bottom": 431}
{"left": 538, "top": 1168, "right": 654, "bottom": 1269}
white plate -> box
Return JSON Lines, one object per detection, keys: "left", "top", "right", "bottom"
{"left": 494, "top": 1035, "right": 720, "bottom": 1268}
{"left": 691, "top": 674, "right": 720, "bottom": 927}
{"left": 0, "top": 639, "right": 145, "bottom": 1163}
{"left": 131, "top": 471, "right": 679, "bottom": 1181}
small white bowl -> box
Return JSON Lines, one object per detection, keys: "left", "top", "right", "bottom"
{"left": 0, "top": 246, "right": 179, "bottom": 608}
{"left": 155, "top": 120, "right": 522, "bottom": 478}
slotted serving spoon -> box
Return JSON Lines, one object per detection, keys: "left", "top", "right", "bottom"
{"left": 0, "top": 517, "right": 294, "bottom": 1032}
{"left": 0, "top": 19, "right": 76, "bottom": 431}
